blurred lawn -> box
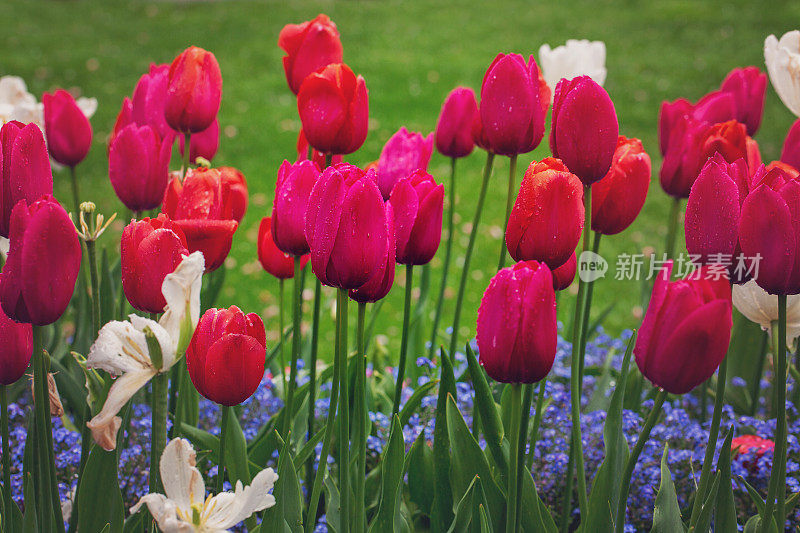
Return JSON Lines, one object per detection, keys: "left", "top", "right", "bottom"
{"left": 1, "top": 0, "right": 798, "bottom": 359}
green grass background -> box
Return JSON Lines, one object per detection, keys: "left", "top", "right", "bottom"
{"left": 2, "top": 0, "right": 799, "bottom": 359}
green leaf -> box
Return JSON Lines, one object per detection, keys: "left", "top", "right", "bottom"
{"left": 99, "top": 248, "right": 117, "bottom": 326}
{"left": 447, "top": 475, "right": 489, "bottom": 533}
{"left": 76, "top": 446, "right": 124, "bottom": 533}
{"left": 586, "top": 348, "right": 617, "bottom": 412}
{"left": 260, "top": 439, "right": 303, "bottom": 532}
{"left": 294, "top": 423, "right": 326, "bottom": 474}
{"left": 0, "top": 478, "right": 23, "bottom": 533}
{"left": 650, "top": 446, "right": 685, "bottom": 533}
{"left": 398, "top": 379, "right": 438, "bottom": 429}
{"left": 431, "top": 349, "right": 457, "bottom": 532}
{"left": 408, "top": 427, "right": 435, "bottom": 516}
{"left": 693, "top": 471, "right": 720, "bottom": 533}
{"left": 465, "top": 344, "right": 507, "bottom": 476}
{"left": 178, "top": 423, "right": 218, "bottom": 455}
{"left": 200, "top": 265, "right": 226, "bottom": 311}
{"left": 479, "top": 504, "right": 493, "bottom": 533}
{"left": 50, "top": 356, "right": 90, "bottom": 428}
{"left": 224, "top": 410, "right": 252, "bottom": 485}
{"left": 714, "top": 426, "right": 738, "bottom": 531}
{"left": 368, "top": 416, "right": 406, "bottom": 533}
{"left": 324, "top": 475, "right": 341, "bottom": 533}
{"left": 21, "top": 473, "right": 37, "bottom": 533}
{"left": 738, "top": 475, "right": 766, "bottom": 514}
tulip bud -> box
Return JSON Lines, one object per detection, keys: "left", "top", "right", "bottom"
{"left": 691, "top": 90, "right": 737, "bottom": 125}
{"left": 121, "top": 214, "right": 189, "bottom": 314}
{"left": 272, "top": 159, "right": 321, "bottom": 256}
{"left": 164, "top": 46, "right": 222, "bottom": 133}
{"left": 388, "top": 170, "right": 444, "bottom": 265}
{"left": 780, "top": 119, "right": 800, "bottom": 173}
{"left": 435, "top": 87, "right": 478, "bottom": 159}
{"left": 186, "top": 306, "right": 266, "bottom": 406}
{"left": 304, "top": 163, "right": 388, "bottom": 289}
{"left": 179, "top": 118, "right": 219, "bottom": 164}
{"left": 132, "top": 63, "right": 174, "bottom": 140}
{"left": 297, "top": 63, "right": 368, "bottom": 155}
{"left": 550, "top": 76, "right": 618, "bottom": 184}
{"left": 764, "top": 31, "right": 800, "bottom": 118}
{"left": 701, "top": 120, "right": 748, "bottom": 166}
{"left": 552, "top": 252, "right": 576, "bottom": 291}
{"left": 478, "top": 54, "right": 549, "bottom": 156}
{"left": 720, "top": 67, "right": 767, "bottom": 136}
{"left": 476, "top": 261, "right": 557, "bottom": 383}
{"left": 659, "top": 115, "right": 710, "bottom": 198}
{"left": 0, "top": 196, "right": 81, "bottom": 325}
{"left": 278, "top": 14, "right": 344, "bottom": 95}
{"left": 635, "top": 262, "right": 732, "bottom": 394}
{"left": 376, "top": 127, "right": 434, "bottom": 200}
{"left": 591, "top": 136, "right": 651, "bottom": 235}
{"left": 658, "top": 99, "right": 692, "bottom": 157}
{"left": 0, "top": 304, "right": 32, "bottom": 385}
{"left": 109, "top": 97, "right": 134, "bottom": 149}
{"left": 218, "top": 166, "right": 248, "bottom": 223}
{"left": 43, "top": 89, "right": 92, "bottom": 167}
{"left": 350, "top": 203, "right": 396, "bottom": 303}
{"left": 161, "top": 167, "right": 240, "bottom": 272}
{"left": 258, "top": 217, "right": 309, "bottom": 279}
{"left": 0, "top": 121, "right": 54, "bottom": 237}
{"left": 505, "top": 158, "right": 584, "bottom": 270}
{"left": 538, "top": 39, "right": 607, "bottom": 93}
{"left": 109, "top": 123, "right": 174, "bottom": 212}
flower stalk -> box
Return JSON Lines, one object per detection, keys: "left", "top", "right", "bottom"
{"left": 393, "top": 264, "right": 414, "bottom": 416}
{"left": 498, "top": 154, "right": 517, "bottom": 270}
{"left": 429, "top": 157, "right": 457, "bottom": 358}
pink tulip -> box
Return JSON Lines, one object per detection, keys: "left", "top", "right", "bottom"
{"left": 109, "top": 123, "right": 174, "bottom": 212}
{"left": 552, "top": 252, "right": 577, "bottom": 291}
{"left": 350, "top": 203, "right": 396, "bottom": 303}
{"left": 376, "top": 127, "right": 434, "bottom": 200}
{"left": 132, "top": 63, "right": 174, "bottom": 140}
{"left": 43, "top": 89, "right": 92, "bottom": 168}
{"left": 109, "top": 97, "right": 134, "bottom": 150}
{"left": 780, "top": 118, "right": 800, "bottom": 172}
{"left": 272, "top": 159, "right": 321, "bottom": 256}
{"left": 658, "top": 98, "right": 693, "bottom": 157}
{"left": 258, "top": 216, "right": 309, "bottom": 279}
{"left": 720, "top": 66, "right": 767, "bottom": 136}
{"left": 389, "top": 170, "right": 444, "bottom": 265}
{"left": 659, "top": 115, "right": 711, "bottom": 198}
{"left": 165, "top": 46, "right": 222, "bottom": 134}
{"left": 691, "top": 89, "right": 737, "bottom": 125}
{"left": 179, "top": 117, "right": 219, "bottom": 164}
{"left": 0, "top": 302, "right": 32, "bottom": 385}
{"left": 434, "top": 87, "right": 478, "bottom": 159}
{"left": 278, "top": 14, "right": 344, "bottom": 95}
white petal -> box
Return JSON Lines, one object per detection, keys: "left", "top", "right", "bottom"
{"left": 129, "top": 315, "right": 178, "bottom": 370}
{"left": 160, "top": 252, "right": 204, "bottom": 345}
{"left": 160, "top": 438, "right": 206, "bottom": 511}
{"left": 130, "top": 494, "right": 193, "bottom": 533}
{"left": 733, "top": 280, "right": 800, "bottom": 346}
{"left": 87, "top": 319, "right": 155, "bottom": 375}
{"left": 0, "top": 76, "right": 35, "bottom": 107}
{"left": 87, "top": 369, "right": 155, "bottom": 450}
{"left": 538, "top": 39, "right": 607, "bottom": 98}
{"left": 765, "top": 31, "right": 800, "bottom": 117}
{"left": 202, "top": 468, "right": 278, "bottom": 529}
{"left": 0, "top": 237, "right": 8, "bottom": 260}
{"left": 77, "top": 97, "right": 97, "bottom": 119}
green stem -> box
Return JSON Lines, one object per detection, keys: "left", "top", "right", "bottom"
{"left": 282, "top": 258, "right": 304, "bottom": 440}
{"left": 664, "top": 197, "right": 681, "bottom": 260}
{"left": 182, "top": 133, "right": 192, "bottom": 179}
{"left": 514, "top": 382, "right": 533, "bottom": 533}
{"left": 507, "top": 384, "right": 523, "bottom": 533}
{"left": 750, "top": 330, "right": 769, "bottom": 416}
{"left": 69, "top": 166, "right": 81, "bottom": 219}
{"left": 429, "top": 157, "right": 457, "bottom": 358}
{"left": 85, "top": 240, "right": 101, "bottom": 341}
{"left": 526, "top": 379, "right": 547, "bottom": 470}
{"left": 33, "top": 326, "right": 53, "bottom": 530}
{"left": 614, "top": 389, "right": 668, "bottom": 533}
{"left": 305, "top": 279, "right": 322, "bottom": 500}
{"left": 577, "top": 232, "right": 601, "bottom": 385}
{"left": 449, "top": 152, "right": 494, "bottom": 359}
{"left": 498, "top": 154, "right": 517, "bottom": 271}
{"left": 354, "top": 302, "right": 367, "bottom": 533}
{"left": 337, "top": 289, "right": 350, "bottom": 533}
{"left": 149, "top": 372, "right": 168, "bottom": 494}
{"left": 278, "top": 279, "right": 288, "bottom": 399}
{"left": 1, "top": 385, "right": 11, "bottom": 525}
{"left": 393, "top": 264, "right": 414, "bottom": 417}
{"left": 216, "top": 405, "right": 230, "bottom": 494}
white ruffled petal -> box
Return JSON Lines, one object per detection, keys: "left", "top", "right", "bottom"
{"left": 160, "top": 438, "right": 206, "bottom": 512}
{"left": 538, "top": 39, "right": 607, "bottom": 99}
{"left": 130, "top": 493, "right": 193, "bottom": 533}
{"left": 765, "top": 31, "right": 800, "bottom": 117}
{"left": 87, "top": 368, "right": 155, "bottom": 451}
{"left": 733, "top": 280, "right": 800, "bottom": 346}
{"left": 87, "top": 319, "right": 156, "bottom": 376}
{"left": 160, "top": 252, "right": 204, "bottom": 346}
{"left": 129, "top": 315, "right": 177, "bottom": 370}
{"left": 203, "top": 468, "right": 279, "bottom": 529}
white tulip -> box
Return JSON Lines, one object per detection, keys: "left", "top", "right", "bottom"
{"left": 764, "top": 31, "right": 800, "bottom": 117}
{"left": 732, "top": 279, "right": 800, "bottom": 346}
{"left": 131, "top": 438, "right": 278, "bottom": 533}
{"left": 538, "top": 39, "right": 607, "bottom": 98}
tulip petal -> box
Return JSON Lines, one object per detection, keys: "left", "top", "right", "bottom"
{"left": 685, "top": 159, "right": 741, "bottom": 262}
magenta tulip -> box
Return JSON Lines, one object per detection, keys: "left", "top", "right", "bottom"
{"left": 350, "top": 202, "right": 396, "bottom": 303}
{"left": 131, "top": 63, "right": 174, "bottom": 140}
{"left": 109, "top": 97, "right": 134, "bottom": 149}
{"left": 179, "top": 118, "right": 219, "bottom": 163}
{"left": 658, "top": 98, "right": 693, "bottom": 157}
{"left": 691, "top": 90, "right": 737, "bottom": 125}
{"left": 165, "top": 46, "right": 222, "bottom": 134}
{"left": 659, "top": 115, "right": 711, "bottom": 199}
{"left": 278, "top": 14, "right": 344, "bottom": 95}
{"left": 42, "top": 89, "right": 92, "bottom": 168}
{"left": 435, "top": 87, "right": 479, "bottom": 159}
{"left": 376, "top": 127, "right": 434, "bottom": 200}
{"left": 781, "top": 119, "right": 800, "bottom": 172}
{"left": 550, "top": 76, "right": 618, "bottom": 184}
{"left": 109, "top": 123, "right": 174, "bottom": 212}
{"left": 389, "top": 170, "right": 444, "bottom": 265}
{"left": 271, "top": 159, "right": 321, "bottom": 256}
{"left": 635, "top": 262, "right": 732, "bottom": 394}
{"left": 0, "top": 304, "right": 32, "bottom": 385}
{"left": 720, "top": 66, "right": 767, "bottom": 136}
{"left": 476, "top": 260, "right": 557, "bottom": 384}
{"left": 552, "top": 252, "right": 577, "bottom": 291}
{"left": 258, "top": 216, "right": 309, "bottom": 280}
{"left": 0, "top": 196, "right": 81, "bottom": 325}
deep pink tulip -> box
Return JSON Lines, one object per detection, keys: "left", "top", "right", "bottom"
{"left": 0, "top": 196, "right": 81, "bottom": 326}
{"left": 109, "top": 123, "right": 174, "bottom": 212}
{"left": 109, "top": 97, "right": 134, "bottom": 150}
{"left": 296, "top": 129, "right": 342, "bottom": 168}
{"left": 505, "top": 158, "right": 584, "bottom": 270}
{"left": 780, "top": 119, "right": 800, "bottom": 173}
{"left": 43, "top": 89, "right": 92, "bottom": 168}
{"left": 132, "top": 63, "right": 174, "bottom": 140}
{"left": 304, "top": 163, "right": 388, "bottom": 289}
{"left": 478, "top": 54, "right": 549, "bottom": 157}
{"left": 552, "top": 252, "right": 576, "bottom": 291}
{"left": 691, "top": 89, "right": 737, "bottom": 125}
{"left": 635, "top": 261, "right": 732, "bottom": 394}
{"left": 218, "top": 166, "right": 248, "bottom": 223}
{"left": 278, "top": 14, "right": 344, "bottom": 95}
{"left": 550, "top": 76, "right": 618, "bottom": 185}
{"left": 121, "top": 214, "right": 189, "bottom": 314}
{"left": 720, "top": 66, "right": 767, "bottom": 136}
{"left": 186, "top": 306, "right": 266, "bottom": 406}
{"left": 389, "top": 170, "right": 444, "bottom": 265}
{"left": 435, "top": 87, "right": 478, "bottom": 159}
{"left": 376, "top": 127, "right": 434, "bottom": 200}
{"left": 659, "top": 115, "right": 711, "bottom": 198}
{"left": 257, "top": 216, "right": 309, "bottom": 279}
{"left": 0, "top": 303, "right": 32, "bottom": 385}
{"left": 179, "top": 117, "right": 219, "bottom": 164}
{"left": 350, "top": 202, "right": 396, "bottom": 303}
{"left": 297, "top": 63, "right": 368, "bottom": 155}
{"left": 272, "top": 159, "right": 321, "bottom": 256}
{"left": 476, "top": 260, "right": 557, "bottom": 384}
{"left": 165, "top": 46, "right": 222, "bottom": 134}
{"left": 739, "top": 165, "right": 800, "bottom": 294}
{"left": 658, "top": 99, "right": 693, "bottom": 157}
{"left": 591, "top": 136, "right": 651, "bottom": 235}
{"left": 0, "top": 121, "right": 53, "bottom": 237}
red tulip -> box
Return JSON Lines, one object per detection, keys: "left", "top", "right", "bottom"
{"left": 552, "top": 252, "right": 577, "bottom": 291}
{"left": 659, "top": 115, "right": 711, "bottom": 198}
{"left": 478, "top": 53, "right": 550, "bottom": 157}
{"left": 0, "top": 121, "right": 53, "bottom": 237}
{"left": 635, "top": 261, "right": 732, "bottom": 394}
{"left": 132, "top": 63, "right": 174, "bottom": 140}
{"left": 435, "top": 87, "right": 478, "bottom": 159}
{"left": 658, "top": 98, "right": 693, "bottom": 157}
{"left": 505, "top": 158, "right": 584, "bottom": 270}
{"left": 376, "top": 127, "right": 434, "bottom": 200}
{"left": 258, "top": 216, "right": 309, "bottom": 279}
{"left": 161, "top": 167, "right": 239, "bottom": 272}
{"left": 591, "top": 136, "right": 651, "bottom": 235}
{"left": 0, "top": 302, "right": 32, "bottom": 385}
{"left": 186, "top": 306, "right": 266, "bottom": 406}
{"left": 165, "top": 46, "right": 222, "bottom": 134}
{"left": 476, "top": 260, "right": 557, "bottom": 383}
{"left": 350, "top": 203, "right": 396, "bottom": 303}
{"left": 42, "top": 89, "right": 92, "bottom": 168}
{"left": 766, "top": 160, "right": 800, "bottom": 180}
{"left": 218, "top": 166, "right": 248, "bottom": 223}
{"left": 296, "top": 129, "right": 342, "bottom": 168}
{"left": 121, "top": 214, "right": 189, "bottom": 314}
{"left": 747, "top": 136, "right": 762, "bottom": 172}
{"left": 550, "top": 76, "right": 618, "bottom": 184}
{"left": 109, "top": 123, "right": 174, "bottom": 212}
{"left": 278, "top": 14, "right": 344, "bottom": 95}
{"left": 272, "top": 159, "right": 321, "bottom": 256}
{"left": 304, "top": 163, "right": 388, "bottom": 289}
{"left": 0, "top": 196, "right": 81, "bottom": 325}
{"left": 701, "top": 120, "right": 748, "bottom": 166}
{"left": 297, "top": 63, "right": 368, "bottom": 155}
{"left": 739, "top": 164, "right": 800, "bottom": 295}
{"left": 780, "top": 118, "right": 800, "bottom": 172}
{"left": 179, "top": 118, "right": 219, "bottom": 164}
{"left": 720, "top": 66, "right": 767, "bottom": 136}
{"left": 389, "top": 170, "right": 444, "bottom": 265}
{"left": 691, "top": 90, "right": 737, "bottom": 125}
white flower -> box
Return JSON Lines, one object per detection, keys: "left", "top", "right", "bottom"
{"left": 732, "top": 279, "right": 800, "bottom": 346}
{"left": 764, "top": 31, "right": 800, "bottom": 117}
{"left": 86, "top": 252, "right": 204, "bottom": 451}
{"left": 131, "top": 438, "right": 278, "bottom": 532}
{"left": 0, "top": 75, "right": 97, "bottom": 134}
{"left": 538, "top": 39, "right": 607, "bottom": 97}
{"left": 0, "top": 237, "right": 8, "bottom": 261}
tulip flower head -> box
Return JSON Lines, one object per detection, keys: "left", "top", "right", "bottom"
{"left": 278, "top": 14, "right": 344, "bottom": 95}
{"left": 388, "top": 169, "right": 444, "bottom": 265}
{"left": 164, "top": 46, "right": 223, "bottom": 133}
{"left": 349, "top": 202, "right": 396, "bottom": 303}
{"left": 733, "top": 280, "right": 800, "bottom": 346}
{"left": 0, "top": 303, "right": 32, "bottom": 385}
{"left": 271, "top": 159, "right": 321, "bottom": 256}
{"left": 376, "top": 127, "right": 434, "bottom": 200}
{"left": 296, "top": 129, "right": 342, "bottom": 168}
{"left": 505, "top": 158, "right": 584, "bottom": 270}
{"left": 186, "top": 306, "right": 266, "bottom": 406}
{"left": 538, "top": 39, "right": 607, "bottom": 95}
{"left": 551, "top": 252, "right": 577, "bottom": 291}
{"left": 781, "top": 118, "right": 800, "bottom": 172}
{"left": 434, "top": 87, "right": 478, "bottom": 159}
{"left": 109, "top": 123, "right": 174, "bottom": 212}
{"left": 720, "top": 66, "right": 767, "bottom": 135}
{"left": 764, "top": 31, "right": 800, "bottom": 117}
{"left": 43, "top": 89, "right": 93, "bottom": 167}
{"left": 258, "top": 216, "right": 309, "bottom": 279}
{"left": 131, "top": 63, "right": 174, "bottom": 140}
{"left": 218, "top": 166, "right": 248, "bottom": 223}
{"left": 131, "top": 438, "right": 277, "bottom": 531}
{"left": 635, "top": 262, "right": 733, "bottom": 395}
{"left": 476, "top": 261, "right": 557, "bottom": 384}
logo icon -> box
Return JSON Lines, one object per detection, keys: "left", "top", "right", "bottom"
{"left": 578, "top": 251, "right": 608, "bottom": 282}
